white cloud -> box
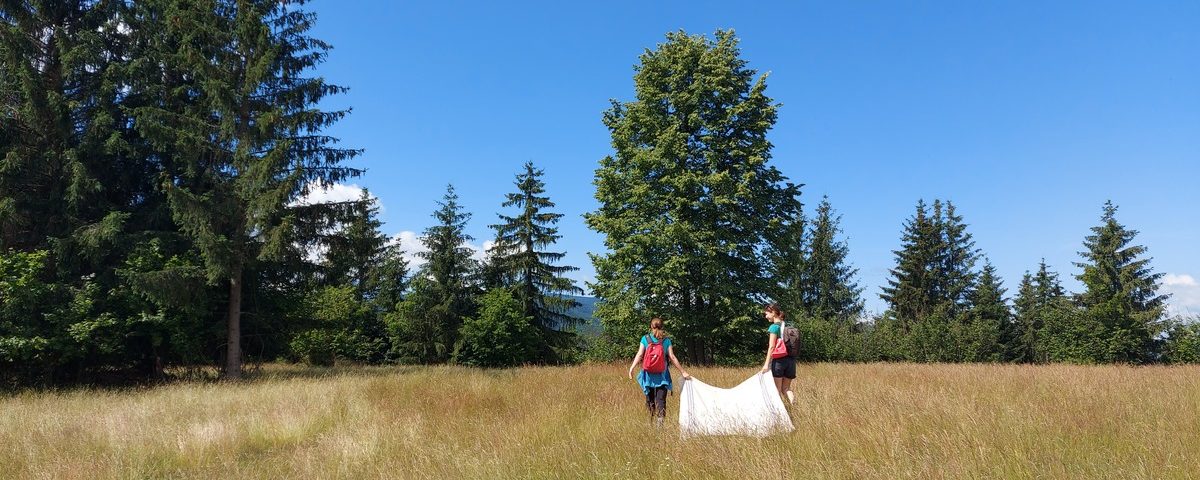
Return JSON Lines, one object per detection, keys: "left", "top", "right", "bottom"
{"left": 291, "top": 182, "right": 375, "bottom": 207}
{"left": 1164, "top": 274, "right": 1198, "bottom": 287}
{"left": 1163, "top": 273, "right": 1200, "bottom": 316}
{"left": 392, "top": 231, "right": 428, "bottom": 267}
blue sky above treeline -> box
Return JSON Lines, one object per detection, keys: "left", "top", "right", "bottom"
{"left": 298, "top": 0, "right": 1200, "bottom": 315}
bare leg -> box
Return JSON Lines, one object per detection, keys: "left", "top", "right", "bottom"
{"left": 781, "top": 377, "right": 794, "bottom": 404}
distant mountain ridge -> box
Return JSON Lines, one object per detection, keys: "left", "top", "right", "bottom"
{"left": 564, "top": 295, "right": 601, "bottom": 335}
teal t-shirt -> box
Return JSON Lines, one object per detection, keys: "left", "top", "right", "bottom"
{"left": 768, "top": 323, "right": 781, "bottom": 336}
{"left": 637, "top": 335, "right": 673, "bottom": 394}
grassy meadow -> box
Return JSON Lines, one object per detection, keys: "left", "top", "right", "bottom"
{"left": 1, "top": 362, "right": 1198, "bottom": 479}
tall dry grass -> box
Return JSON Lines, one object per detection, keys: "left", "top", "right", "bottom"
{"left": 0, "top": 363, "right": 1197, "bottom": 479}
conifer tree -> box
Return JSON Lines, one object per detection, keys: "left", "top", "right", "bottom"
{"left": 1074, "top": 201, "right": 1168, "bottom": 363}
{"left": 1011, "top": 260, "right": 1067, "bottom": 362}
{"left": 0, "top": 0, "right": 114, "bottom": 250}
{"left": 488, "top": 161, "right": 582, "bottom": 361}
{"left": 388, "top": 185, "right": 478, "bottom": 363}
{"left": 881, "top": 200, "right": 940, "bottom": 323}
{"left": 882, "top": 199, "right": 980, "bottom": 326}
{"left": 936, "top": 201, "right": 979, "bottom": 315}
{"left": 586, "top": 30, "right": 801, "bottom": 363}
{"left": 132, "top": 0, "right": 361, "bottom": 378}
{"left": 321, "top": 190, "right": 389, "bottom": 293}
{"left": 365, "top": 243, "right": 409, "bottom": 313}
{"left": 966, "top": 260, "right": 1009, "bottom": 360}
{"left": 801, "top": 196, "right": 863, "bottom": 320}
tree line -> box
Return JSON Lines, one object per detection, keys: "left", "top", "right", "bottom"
{"left": 1, "top": 3, "right": 1194, "bottom": 388}
{"left": 579, "top": 30, "right": 1197, "bottom": 366}
{"left": 0, "top": 0, "right": 583, "bottom": 386}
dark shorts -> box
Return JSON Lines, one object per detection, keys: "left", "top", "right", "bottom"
{"left": 770, "top": 356, "right": 796, "bottom": 379}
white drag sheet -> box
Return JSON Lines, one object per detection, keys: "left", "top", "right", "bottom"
{"left": 678, "top": 372, "right": 794, "bottom": 437}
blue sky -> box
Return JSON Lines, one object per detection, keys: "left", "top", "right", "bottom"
{"left": 301, "top": 0, "right": 1200, "bottom": 315}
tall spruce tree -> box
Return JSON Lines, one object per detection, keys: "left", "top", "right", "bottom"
{"left": 966, "top": 260, "right": 1009, "bottom": 361}
{"left": 321, "top": 190, "right": 388, "bottom": 292}
{"left": 0, "top": 1, "right": 202, "bottom": 383}
{"left": 365, "top": 242, "right": 409, "bottom": 314}
{"left": 881, "top": 200, "right": 940, "bottom": 323}
{"left": 801, "top": 196, "right": 863, "bottom": 320}
{"left": 1074, "top": 201, "right": 1168, "bottom": 363}
{"left": 1011, "top": 260, "right": 1066, "bottom": 362}
{"left": 488, "top": 161, "right": 582, "bottom": 361}
{"left": 0, "top": 0, "right": 115, "bottom": 251}
{"left": 421, "top": 185, "right": 478, "bottom": 319}
{"left": 936, "top": 201, "right": 979, "bottom": 316}
{"left": 585, "top": 30, "right": 801, "bottom": 363}
{"left": 388, "top": 185, "right": 478, "bottom": 363}
{"left": 132, "top": 0, "right": 361, "bottom": 378}
{"left": 882, "top": 199, "right": 980, "bottom": 325}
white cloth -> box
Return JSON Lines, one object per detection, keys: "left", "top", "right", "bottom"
{"left": 678, "top": 372, "right": 794, "bottom": 437}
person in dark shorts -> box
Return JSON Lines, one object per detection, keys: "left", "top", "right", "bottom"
{"left": 759, "top": 303, "right": 796, "bottom": 405}
{"left": 627, "top": 318, "right": 691, "bottom": 427}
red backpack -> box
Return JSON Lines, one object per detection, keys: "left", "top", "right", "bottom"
{"left": 642, "top": 335, "right": 666, "bottom": 373}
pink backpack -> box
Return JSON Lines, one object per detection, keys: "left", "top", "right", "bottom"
{"left": 642, "top": 335, "right": 666, "bottom": 373}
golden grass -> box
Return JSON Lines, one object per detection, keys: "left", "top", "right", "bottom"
{"left": 1, "top": 363, "right": 1197, "bottom": 479}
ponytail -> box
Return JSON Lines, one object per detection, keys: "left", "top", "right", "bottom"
{"left": 649, "top": 317, "right": 667, "bottom": 341}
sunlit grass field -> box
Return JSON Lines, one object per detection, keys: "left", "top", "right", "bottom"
{"left": 1, "top": 362, "right": 1197, "bottom": 479}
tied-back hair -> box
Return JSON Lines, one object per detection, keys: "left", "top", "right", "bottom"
{"left": 764, "top": 303, "right": 786, "bottom": 320}
{"left": 649, "top": 317, "right": 668, "bottom": 341}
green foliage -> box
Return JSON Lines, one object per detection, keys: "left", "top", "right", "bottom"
{"left": 0, "top": 251, "right": 57, "bottom": 375}
{"left": 1161, "top": 318, "right": 1200, "bottom": 364}
{"left": 1038, "top": 306, "right": 1108, "bottom": 364}
{"left": 1010, "top": 261, "right": 1067, "bottom": 362}
{"left": 1074, "top": 201, "right": 1168, "bottom": 363}
{"left": 131, "top": 0, "right": 362, "bottom": 378}
{"left": 290, "top": 286, "right": 384, "bottom": 366}
{"left": 861, "top": 317, "right": 908, "bottom": 362}
{"left": 487, "top": 161, "right": 583, "bottom": 363}
{"left": 882, "top": 200, "right": 979, "bottom": 324}
{"left": 586, "top": 29, "right": 801, "bottom": 364}
{"left": 580, "top": 333, "right": 632, "bottom": 363}
{"left": 790, "top": 317, "right": 863, "bottom": 362}
{"left": 452, "top": 289, "right": 539, "bottom": 368}
{"left": 880, "top": 200, "right": 942, "bottom": 322}
{"left": 387, "top": 278, "right": 454, "bottom": 364}
{"left": 800, "top": 197, "right": 864, "bottom": 320}
{"left": 383, "top": 185, "right": 479, "bottom": 364}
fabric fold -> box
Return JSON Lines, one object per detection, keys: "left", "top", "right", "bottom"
{"left": 678, "top": 372, "right": 794, "bottom": 437}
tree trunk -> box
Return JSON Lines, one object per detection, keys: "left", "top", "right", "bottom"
{"left": 224, "top": 268, "right": 243, "bottom": 380}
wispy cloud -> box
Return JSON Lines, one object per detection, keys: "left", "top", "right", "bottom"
{"left": 291, "top": 182, "right": 376, "bottom": 207}
{"left": 1163, "top": 273, "right": 1200, "bottom": 316}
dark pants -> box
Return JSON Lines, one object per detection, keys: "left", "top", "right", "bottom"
{"left": 645, "top": 386, "right": 668, "bottom": 418}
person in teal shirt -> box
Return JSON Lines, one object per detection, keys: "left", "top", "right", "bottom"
{"left": 627, "top": 318, "right": 691, "bottom": 427}
{"left": 759, "top": 303, "right": 797, "bottom": 405}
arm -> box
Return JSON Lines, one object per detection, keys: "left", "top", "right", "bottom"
{"left": 761, "top": 333, "right": 778, "bottom": 373}
{"left": 627, "top": 343, "right": 646, "bottom": 380}
{"left": 667, "top": 345, "right": 690, "bottom": 379}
